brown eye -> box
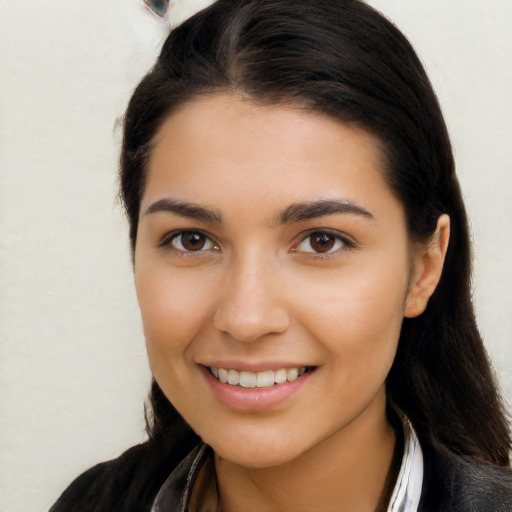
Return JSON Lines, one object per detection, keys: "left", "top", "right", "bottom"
{"left": 310, "top": 233, "right": 336, "bottom": 252}
{"left": 182, "top": 232, "right": 205, "bottom": 251}
{"left": 169, "top": 231, "right": 216, "bottom": 252}
{"left": 296, "top": 231, "right": 346, "bottom": 255}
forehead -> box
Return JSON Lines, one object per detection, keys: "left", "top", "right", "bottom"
{"left": 143, "top": 93, "right": 398, "bottom": 221}
{"left": 151, "top": 93, "right": 380, "bottom": 164}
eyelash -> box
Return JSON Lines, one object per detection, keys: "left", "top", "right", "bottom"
{"left": 158, "top": 230, "right": 219, "bottom": 254}
{"left": 294, "top": 230, "right": 355, "bottom": 258}
{"left": 158, "top": 229, "right": 354, "bottom": 257}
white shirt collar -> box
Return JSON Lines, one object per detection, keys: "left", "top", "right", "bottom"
{"left": 388, "top": 410, "right": 424, "bottom": 512}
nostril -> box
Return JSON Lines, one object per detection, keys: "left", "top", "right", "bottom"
{"left": 213, "top": 301, "right": 291, "bottom": 343}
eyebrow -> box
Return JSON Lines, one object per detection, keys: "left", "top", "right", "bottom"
{"left": 143, "top": 198, "right": 222, "bottom": 223}
{"left": 143, "top": 197, "right": 373, "bottom": 225}
{"left": 279, "top": 199, "right": 373, "bottom": 224}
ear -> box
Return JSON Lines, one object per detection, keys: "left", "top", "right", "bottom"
{"left": 404, "top": 214, "right": 450, "bottom": 318}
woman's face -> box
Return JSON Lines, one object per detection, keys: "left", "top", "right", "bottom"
{"left": 134, "top": 93, "right": 417, "bottom": 468}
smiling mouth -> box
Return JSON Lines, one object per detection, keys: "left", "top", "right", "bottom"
{"left": 206, "top": 366, "right": 314, "bottom": 389}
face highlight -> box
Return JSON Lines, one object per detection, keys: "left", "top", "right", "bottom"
{"left": 134, "top": 93, "right": 419, "bottom": 469}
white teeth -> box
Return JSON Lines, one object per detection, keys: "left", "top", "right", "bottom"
{"left": 218, "top": 368, "right": 228, "bottom": 384}
{"left": 228, "top": 369, "right": 240, "bottom": 385}
{"left": 274, "top": 368, "right": 287, "bottom": 384}
{"left": 239, "top": 371, "right": 257, "bottom": 388}
{"left": 210, "top": 366, "right": 310, "bottom": 388}
{"left": 256, "top": 370, "right": 275, "bottom": 388}
{"left": 286, "top": 368, "right": 299, "bottom": 381}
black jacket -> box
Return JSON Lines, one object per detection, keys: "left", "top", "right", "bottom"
{"left": 50, "top": 439, "right": 512, "bottom": 512}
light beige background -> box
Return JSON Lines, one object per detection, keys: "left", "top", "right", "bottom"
{"left": 0, "top": 1, "right": 510, "bottom": 511}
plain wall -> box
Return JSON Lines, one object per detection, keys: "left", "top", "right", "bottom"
{"left": 0, "top": 1, "right": 510, "bottom": 511}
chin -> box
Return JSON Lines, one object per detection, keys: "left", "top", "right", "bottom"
{"left": 200, "top": 423, "right": 317, "bottom": 469}
{"left": 215, "top": 444, "right": 303, "bottom": 469}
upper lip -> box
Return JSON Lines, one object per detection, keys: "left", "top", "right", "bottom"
{"left": 198, "top": 361, "right": 314, "bottom": 372}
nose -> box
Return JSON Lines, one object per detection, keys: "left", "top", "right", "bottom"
{"left": 213, "top": 259, "right": 291, "bottom": 343}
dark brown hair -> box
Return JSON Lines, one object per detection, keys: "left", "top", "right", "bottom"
{"left": 121, "top": 0, "right": 511, "bottom": 466}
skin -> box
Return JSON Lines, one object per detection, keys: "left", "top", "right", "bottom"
{"left": 134, "top": 93, "right": 449, "bottom": 511}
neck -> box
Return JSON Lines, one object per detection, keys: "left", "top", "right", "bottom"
{"left": 215, "top": 395, "right": 399, "bottom": 512}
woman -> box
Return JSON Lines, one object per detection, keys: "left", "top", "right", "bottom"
{"left": 51, "top": 0, "right": 512, "bottom": 510}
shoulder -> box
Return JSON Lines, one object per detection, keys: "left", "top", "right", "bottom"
{"left": 49, "top": 438, "right": 197, "bottom": 512}
{"left": 420, "top": 442, "right": 512, "bottom": 512}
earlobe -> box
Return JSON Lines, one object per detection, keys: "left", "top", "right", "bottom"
{"left": 404, "top": 214, "right": 450, "bottom": 318}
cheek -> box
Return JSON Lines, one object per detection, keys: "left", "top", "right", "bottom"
{"left": 135, "top": 265, "right": 222, "bottom": 417}
{"left": 294, "top": 256, "right": 408, "bottom": 364}
{"left": 307, "top": 290, "right": 403, "bottom": 416}
{"left": 134, "top": 264, "right": 217, "bottom": 373}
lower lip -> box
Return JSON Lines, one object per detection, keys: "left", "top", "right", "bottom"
{"left": 202, "top": 367, "right": 314, "bottom": 411}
